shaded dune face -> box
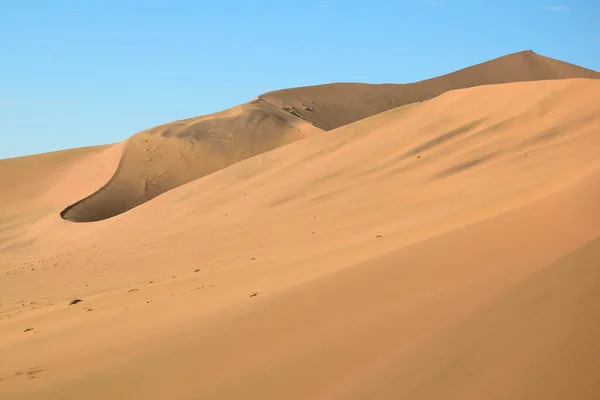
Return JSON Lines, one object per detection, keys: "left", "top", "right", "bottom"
{"left": 60, "top": 51, "right": 600, "bottom": 222}
{"left": 60, "top": 99, "right": 320, "bottom": 222}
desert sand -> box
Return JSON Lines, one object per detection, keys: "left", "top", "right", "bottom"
{"left": 1, "top": 52, "right": 600, "bottom": 400}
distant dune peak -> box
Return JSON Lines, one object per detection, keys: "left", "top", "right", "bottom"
{"left": 59, "top": 51, "right": 600, "bottom": 223}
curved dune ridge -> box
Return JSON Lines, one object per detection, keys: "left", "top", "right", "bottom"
{"left": 60, "top": 50, "right": 600, "bottom": 222}
{"left": 60, "top": 99, "right": 320, "bottom": 222}
{"left": 1, "top": 78, "right": 600, "bottom": 399}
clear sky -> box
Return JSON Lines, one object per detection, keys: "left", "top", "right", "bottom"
{"left": 1, "top": 0, "right": 598, "bottom": 159}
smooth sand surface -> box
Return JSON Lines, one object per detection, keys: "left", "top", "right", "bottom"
{"left": 0, "top": 144, "right": 120, "bottom": 253}
{"left": 1, "top": 77, "right": 600, "bottom": 399}
{"left": 60, "top": 50, "right": 600, "bottom": 221}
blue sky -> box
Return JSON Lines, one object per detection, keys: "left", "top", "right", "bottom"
{"left": 1, "top": 0, "right": 598, "bottom": 159}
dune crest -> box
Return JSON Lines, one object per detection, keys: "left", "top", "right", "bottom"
{"left": 60, "top": 50, "right": 600, "bottom": 222}
{"left": 260, "top": 49, "right": 600, "bottom": 130}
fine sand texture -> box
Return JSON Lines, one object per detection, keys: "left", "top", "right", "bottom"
{"left": 60, "top": 50, "right": 600, "bottom": 222}
{"left": 1, "top": 77, "right": 600, "bottom": 399}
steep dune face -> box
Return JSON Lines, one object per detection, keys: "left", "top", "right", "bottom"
{"left": 61, "top": 51, "right": 600, "bottom": 222}
{"left": 1, "top": 79, "right": 600, "bottom": 399}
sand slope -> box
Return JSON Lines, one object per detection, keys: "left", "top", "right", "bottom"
{"left": 0, "top": 145, "right": 106, "bottom": 205}
{"left": 1, "top": 78, "right": 600, "bottom": 399}
{"left": 61, "top": 50, "right": 600, "bottom": 222}
{"left": 0, "top": 144, "right": 121, "bottom": 253}
{"left": 260, "top": 49, "right": 600, "bottom": 130}
{"left": 349, "top": 234, "right": 600, "bottom": 400}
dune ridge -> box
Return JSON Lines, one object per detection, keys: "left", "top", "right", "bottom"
{"left": 260, "top": 49, "right": 600, "bottom": 130}
{"left": 60, "top": 50, "right": 600, "bottom": 222}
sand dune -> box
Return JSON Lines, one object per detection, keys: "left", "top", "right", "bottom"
{"left": 60, "top": 100, "right": 320, "bottom": 222}
{"left": 60, "top": 50, "right": 600, "bottom": 222}
{"left": 1, "top": 78, "right": 600, "bottom": 399}
{"left": 260, "top": 49, "right": 600, "bottom": 130}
